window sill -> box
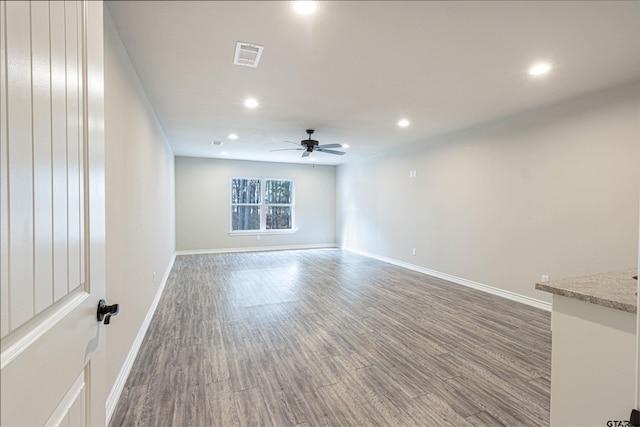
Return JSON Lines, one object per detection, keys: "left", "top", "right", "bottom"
{"left": 228, "top": 229, "right": 298, "bottom": 236}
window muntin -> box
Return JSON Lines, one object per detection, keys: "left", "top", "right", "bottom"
{"left": 231, "top": 178, "right": 294, "bottom": 232}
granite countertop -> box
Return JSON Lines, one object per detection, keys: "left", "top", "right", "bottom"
{"left": 535, "top": 268, "right": 638, "bottom": 313}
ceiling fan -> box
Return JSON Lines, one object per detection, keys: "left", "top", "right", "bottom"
{"left": 272, "top": 129, "right": 346, "bottom": 158}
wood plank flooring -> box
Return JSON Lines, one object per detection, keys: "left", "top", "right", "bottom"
{"left": 109, "top": 249, "right": 551, "bottom": 426}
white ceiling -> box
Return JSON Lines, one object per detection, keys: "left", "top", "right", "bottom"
{"left": 106, "top": 1, "right": 640, "bottom": 166}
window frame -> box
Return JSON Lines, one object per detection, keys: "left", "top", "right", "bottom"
{"left": 229, "top": 176, "right": 296, "bottom": 235}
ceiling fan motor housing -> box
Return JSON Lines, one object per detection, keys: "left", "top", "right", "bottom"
{"left": 302, "top": 139, "right": 318, "bottom": 150}
{"left": 303, "top": 129, "right": 318, "bottom": 150}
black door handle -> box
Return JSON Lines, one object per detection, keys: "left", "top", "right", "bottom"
{"left": 97, "top": 299, "right": 120, "bottom": 325}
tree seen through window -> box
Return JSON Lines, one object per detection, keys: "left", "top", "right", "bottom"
{"left": 231, "top": 178, "right": 294, "bottom": 231}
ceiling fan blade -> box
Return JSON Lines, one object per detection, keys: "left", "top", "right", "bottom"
{"left": 318, "top": 143, "right": 342, "bottom": 149}
{"left": 270, "top": 148, "right": 303, "bottom": 152}
{"left": 302, "top": 150, "right": 311, "bottom": 158}
{"left": 316, "top": 148, "right": 346, "bottom": 155}
{"left": 284, "top": 140, "right": 301, "bottom": 146}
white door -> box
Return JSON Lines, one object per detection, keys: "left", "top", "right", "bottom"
{"left": 1, "top": 1, "right": 107, "bottom": 425}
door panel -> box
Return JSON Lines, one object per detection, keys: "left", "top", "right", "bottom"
{"left": 31, "top": 0, "right": 54, "bottom": 316}
{"left": 2, "top": 292, "right": 91, "bottom": 426}
{"left": 4, "top": 0, "right": 34, "bottom": 331}
{"left": 65, "top": 0, "right": 82, "bottom": 299}
{"left": 2, "top": 0, "right": 85, "bottom": 335}
{"left": 51, "top": 0, "right": 70, "bottom": 304}
{"left": 0, "top": 0, "right": 7, "bottom": 340}
{"left": 1, "top": 1, "right": 106, "bottom": 425}
{"left": 45, "top": 369, "right": 87, "bottom": 427}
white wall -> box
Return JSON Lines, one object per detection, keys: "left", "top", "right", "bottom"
{"left": 104, "top": 6, "right": 175, "bottom": 406}
{"left": 337, "top": 83, "right": 640, "bottom": 303}
{"left": 175, "top": 157, "right": 336, "bottom": 251}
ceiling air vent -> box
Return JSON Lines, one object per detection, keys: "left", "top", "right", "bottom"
{"left": 233, "top": 42, "right": 264, "bottom": 68}
{"left": 211, "top": 140, "right": 223, "bottom": 147}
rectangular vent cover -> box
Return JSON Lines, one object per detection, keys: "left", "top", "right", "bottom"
{"left": 233, "top": 42, "right": 264, "bottom": 68}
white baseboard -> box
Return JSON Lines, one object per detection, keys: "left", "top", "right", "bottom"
{"left": 176, "top": 242, "right": 338, "bottom": 255}
{"left": 343, "top": 246, "right": 552, "bottom": 312}
{"left": 105, "top": 253, "right": 177, "bottom": 424}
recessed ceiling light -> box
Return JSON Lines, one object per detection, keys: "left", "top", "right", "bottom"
{"left": 398, "top": 119, "right": 410, "bottom": 127}
{"left": 341, "top": 144, "right": 349, "bottom": 148}
{"left": 310, "top": 157, "right": 317, "bottom": 162}
{"left": 291, "top": 0, "right": 317, "bottom": 15}
{"left": 244, "top": 98, "right": 259, "bottom": 109}
{"left": 529, "top": 63, "right": 552, "bottom": 76}
{"left": 221, "top": 151, "right": 228, "bottom": 156}
{"left": 228, "top": 133, "right": 238, "bottom": 140}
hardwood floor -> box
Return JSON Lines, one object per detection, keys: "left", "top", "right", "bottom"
{"left": 109, "top": 249, "right": 551, "bottom": 426}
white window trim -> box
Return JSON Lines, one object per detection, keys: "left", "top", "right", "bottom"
{"left": 229, "top": 177, "right": 296, "bottom": 234}
{"left": 228, "top": 229, "right": 298, "bottom": 237}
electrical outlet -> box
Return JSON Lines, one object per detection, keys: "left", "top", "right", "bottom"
{"left": 153, "top": 272, "right": 156, "bottom": 284}
{"left": 412, "top": 248, "right": 416, "bottom": 256}
{"left": 541, "top": 275, "right": 550, "bottom": 282}
{"left": 257, "top": 235, "right": 261, "bottom": 241}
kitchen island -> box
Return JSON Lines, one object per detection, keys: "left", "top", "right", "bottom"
{"left": 536, "top": 268, "right": 637, "bottom": 427}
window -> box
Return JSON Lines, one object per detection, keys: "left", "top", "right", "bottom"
{"left": 230, "top": 178, "right": 294, "bottom": 232}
